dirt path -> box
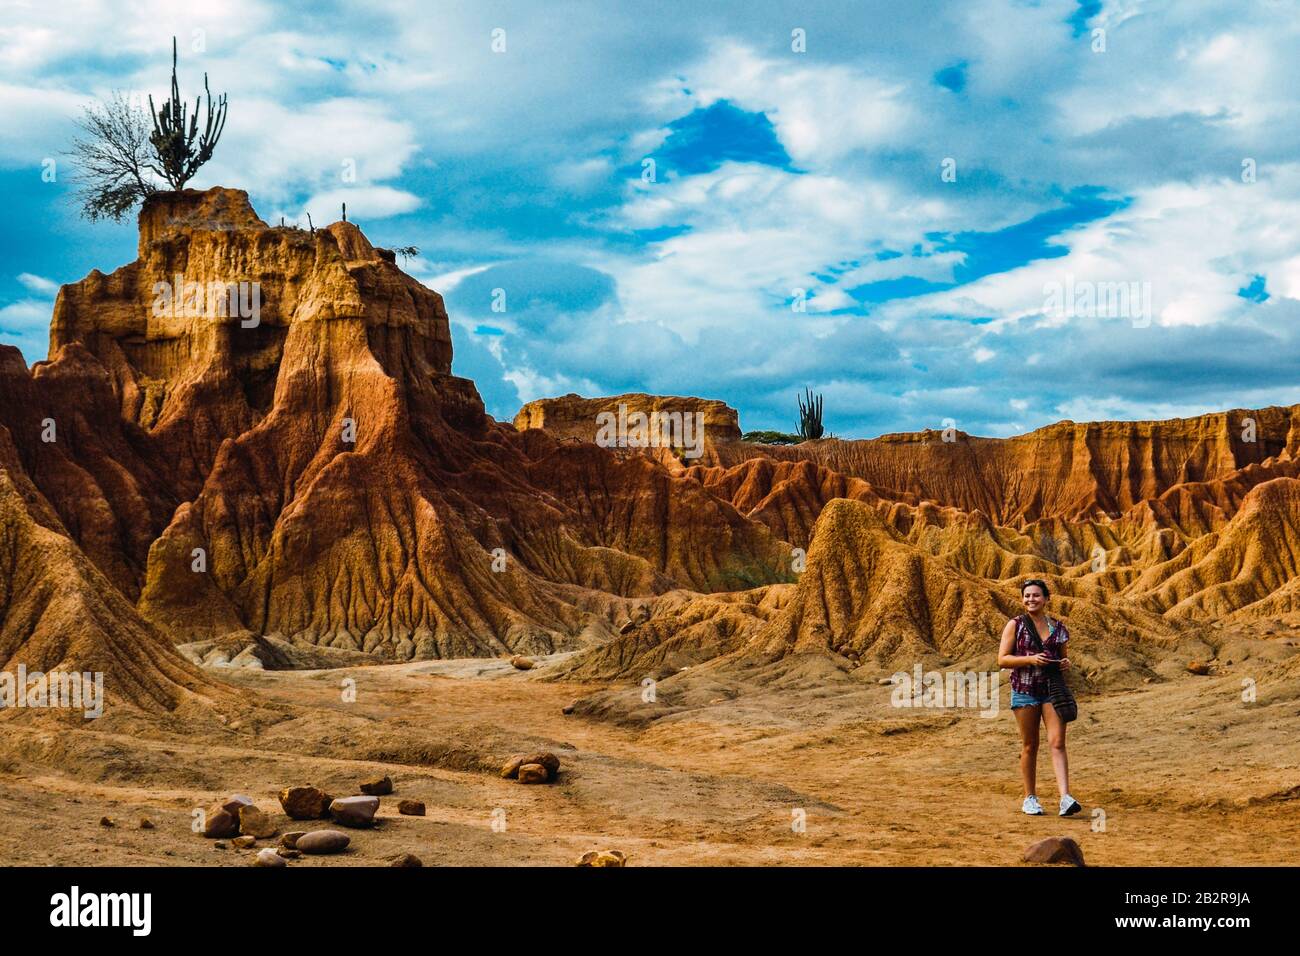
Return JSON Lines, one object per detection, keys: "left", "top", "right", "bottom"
{"left": 1, "top": 655, "right": 1297, "bottom": 866}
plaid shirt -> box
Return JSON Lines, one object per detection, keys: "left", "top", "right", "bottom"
{"left": 1009, "top": 616, "right": 1069, "bottom": 696}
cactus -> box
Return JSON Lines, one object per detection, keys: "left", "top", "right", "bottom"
{"left": 148, "top": 37, "right": 228, "bottom": 190}
{"left": 797, "top": 387, "right": 825, "bottom": 441}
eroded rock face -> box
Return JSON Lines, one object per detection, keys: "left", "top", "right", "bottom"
{"left": 6, "top": 184, "right": 1300, "bottom": 695}
{"left": 514, "top": 393, "right": 743, "bottom": 450}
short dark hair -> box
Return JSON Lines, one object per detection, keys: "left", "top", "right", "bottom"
{"left": 1021, "top": 579, "right": 1051, "bottom": 599}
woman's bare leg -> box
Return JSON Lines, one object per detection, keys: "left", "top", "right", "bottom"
{"left": 1042, "top": 702, "right": 1069, "bottom": 797}
{"left": 1015, "top": 705, "right": 1041, "bottom": 797}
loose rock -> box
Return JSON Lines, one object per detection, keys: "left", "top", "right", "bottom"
{"left": 281, "top": 831, "right": 306, "bottom": 849}
{"left": 1023, "top": 836, "right": 1086, "bottom": 867}
{"left": 510, "top": 655, "right": 535, "bottom": 670}
{"left": 1187, "top": 660, "right": 1210, "bottom": 675}
{"left": 139, "top": 818, "right": 155, "bottom": 830}
{"left": 232, "top": 835, "right": 257, "bottom": 849}
{"left": 203, "top": 805, "right": 240, "bottom": 839}
{"left": 388, "top": 853, "right": 423, "bottom": 867}
{"left": 253, "top": 848, "right": 286, "bottom": 867}
{"left": 398, "top": 800, "right": 426, "bottom": 816}
{"left": 577, "top": 850, "right": 627, "bottom": 867}
{"left": 518, "top": 763, "right": 549, "bottom": 785}
{"left": 359, "top": 775, "right": 393, "bottom": 796}
{"left": 296, "top": 830, "right": 351, "bottom": 854}
{"left": 238, "top": 805, "right": 278, "bottom": 839}
{"left": 222, "top": 794, "right": 255, "bottom": 815}
{"left": 277, "top": 848, "right": 301, "bottom": 859}
{"left": 278, "top": 786, "right": 334, "bottom": 820}
{"left": 99, "top": 816, "right": 114, "bottom": 828}
{"left": 329, "top": 796, "right": 379, "bottom": 828}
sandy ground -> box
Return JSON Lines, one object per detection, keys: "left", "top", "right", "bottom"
{"left": 1, "top": 648, "right": 1298, "bottom": 867}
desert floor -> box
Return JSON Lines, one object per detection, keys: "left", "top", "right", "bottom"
{"left": 2, "top": 644, "right": 1298, "bottom": 867}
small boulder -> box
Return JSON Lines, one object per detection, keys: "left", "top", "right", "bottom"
{"left": 577, "top": 850, "right": 627, "bottom": 867}
{"left": 232, "top": 835, "right": 257, "bottom": 849}
{"left": 277, "top": 848, "right": 302, "bottom": 859}
{"left": 329, "top": 795, "right": 379, "bottom": 828}
{"left": 238, "top": 805, "right": 278, "bottom": 839}
{"left": 296, "top": 830, "right": 351, "bottom": 855}
{"left": 222, "top": 794, "right": 255, "bottom": 815}
{"left": 139, "top": 818, "right": 155, "bottom": 830}
{"left": 99, "top": 817, "right": 114, "bottom": 828}
{"left": 281, "top": 831, "right": 306, "bottom": 849}
{"left": 359, "top": 775, "right": 393, "bottom": 796}
{"left": 562, "top": 702, "right": 576, "bottom": 715}
{"left": 398, "top": 800, "right": 426, "bottom": 816}
{"left": 253, "top": 848, "right": 286, "bottom": 867}
{"left": 1187, "top": 660, "right": 1210, "bottom": 675}
{"left": 518, "top": 763, "right": 549, "bottom": 785}
{"left": 278, "top": 786, "right": 334, "bottom": 820}
{"left": 510, "top": 655, "right": 535, "bottom": 670}
{"left": 203, "top": 805, "right": 240, "bottom": 839}
{"left": 388, "top": 853, "right": 423, "bottom": 867}
{"left": 1023, "top": 836, "right": 1086, "bottom": 867}
{"left": 504, "top": 751, "right": 560, "bottom": 782}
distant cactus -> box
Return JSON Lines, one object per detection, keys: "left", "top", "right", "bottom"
{"left": 797, "top": 387, "right": 824, "bottom": 441}
{"left": 148, "top": 37, "right": 228, "bottom": 190}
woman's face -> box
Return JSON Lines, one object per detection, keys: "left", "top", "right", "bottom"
{"left": 1022, "top": 585, "right": 1047, "bottom": 613}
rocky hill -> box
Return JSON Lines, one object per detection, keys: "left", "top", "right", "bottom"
{"left": 4, "top": 186, "right": 1300, "bottom": 717}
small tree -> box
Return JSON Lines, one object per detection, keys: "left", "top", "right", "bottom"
{"left": 797, "top": 387, "right": 825, "bottom": 441}
{"left": 68, "top": 92, "right": 158, "bottom": 221}
{"left": 148, "top": 37, "right": 228, "bottom": 190}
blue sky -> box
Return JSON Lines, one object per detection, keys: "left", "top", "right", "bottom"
{"left": 3, "top": 0, "right": 1300, "bottom": 438}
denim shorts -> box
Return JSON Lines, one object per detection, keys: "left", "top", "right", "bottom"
{"left": 1011, "top": 689, "right": 1049, "bottom": 710}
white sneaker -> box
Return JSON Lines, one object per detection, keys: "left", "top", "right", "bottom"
{"left": 1059, "top": 794, "right": 1082, "bottom": 816}
{"left": 1022, "top": 795, "right": 1044, "bottom": 815}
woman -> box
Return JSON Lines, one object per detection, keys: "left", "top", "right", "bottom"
{"left": 997, "top": 579, "right": 1082, "bottom": 817}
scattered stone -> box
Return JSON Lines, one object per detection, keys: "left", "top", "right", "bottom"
{"left": 238, "top": 805, "right": 278, "bottom": 839}
{"left": 1187, "top": 660, "right": 1211, "bottom": 675}
{"left": 388, "top": 853, "right": 423, "bottom": 867}
{"left": 277, "top": 848, "right": 301, "bottom": 859}
{"left": 232, "top": 835, "right": 257, "bottom": 849}
{"left": 203, "top": 805, "right": 240, "bottom": 839}
{"left": 281, "top": 831, "right": 306, "bottom": 849}
{"left": 503, "top": 751, "right": 560, "bottom": 782}
{"left": 278, "top": 786, "right": 334, "bottom": 820}
{"left": 562, "top": 702, "right": 576, "bottom": 715}
{"left": 1023, "top": 837, "right": 1086, "bottom": 867}
{"left": 501, "top": 754, "right": 528, "bottom": 779}
{"left": 359, "top": 775, "right": 393, "bottom": 796}
{"left": 213, "top": 841, "right": 227, "bottom": 850}
{"left": 510, "top": 655, "right": 535, "bottom": 670}
{"left": 518, "top": 763, "right": 549, "bottom": 785}
{"left": 253, "top": 848, "right": 287, "bottom": 867}
{"left": 329, "top": 796, "right": 379, "bottom": 828}
{"left": 139, "top": 818, "right": 155, "bottom": 830}
{"left": 878, "top": 677, "right": 895, "bottom": 686}
{"left": 1143, "top": 677, "right": 1154, "bottom": 684}
{"left": 577, "top": 850, "right": 627, "bottom": 867}
{"left": 296, "top": 830, "right": 351, "bottom": 854}
{"left": 221, "top": 794, "right": 255, "bottom": 815}
{"left": 99, "top": 816, "right": 114, "bottom": 828}
{"left": 398, "top": 800, "right": 426, "bottom": 816}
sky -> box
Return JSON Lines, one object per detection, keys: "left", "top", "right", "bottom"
{"left": 2, "top": 0, "right": 1299, "bottom": 439}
